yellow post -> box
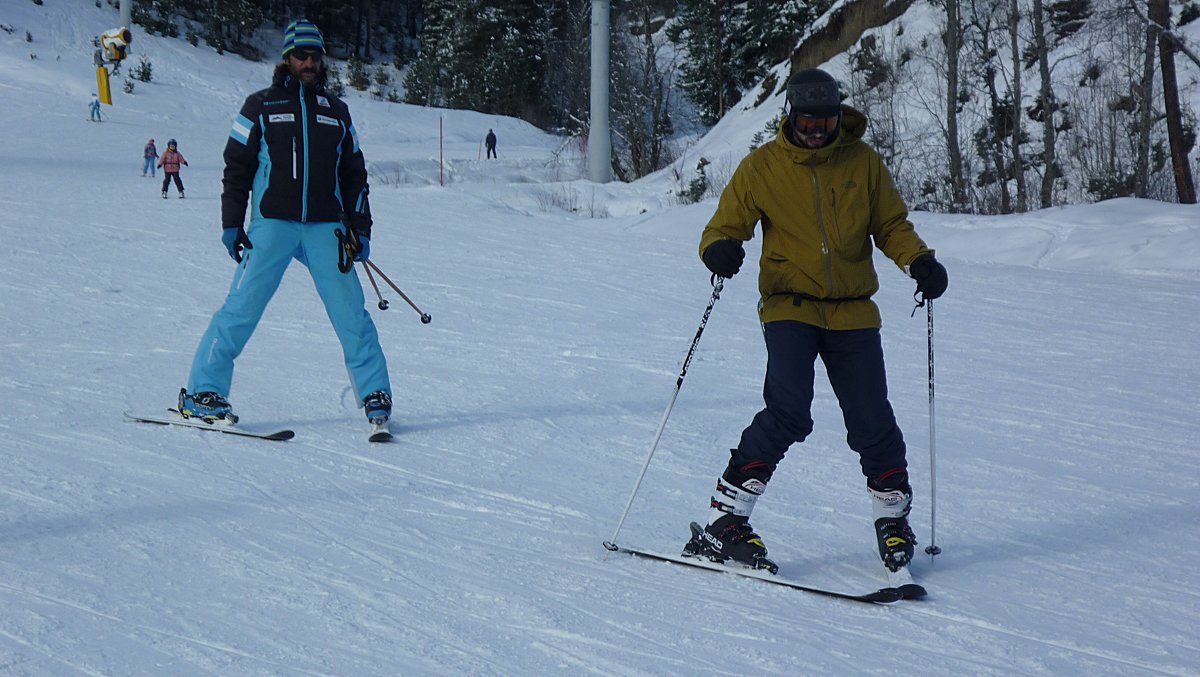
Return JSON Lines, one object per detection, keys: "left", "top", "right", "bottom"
{"left": 96, "top": 67, "right": 112, "bottom": 105}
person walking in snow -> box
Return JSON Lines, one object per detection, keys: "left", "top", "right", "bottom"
{"left": 485, "top": 128, "right": 497, "bottom": 159}
{"left": 683, "top": 68, "right": 949, "bottom": 577}
{"left": 157, "top": 139, "right": 187, "bottom": 198}
{"left": 143, "top": 138, "right": 158, "bottom": 177}
{"left": 177, "top": 19, "right": 392, "bottom": 429}
{"left": 89, "top": 93, "right": 102, "bottom": 122}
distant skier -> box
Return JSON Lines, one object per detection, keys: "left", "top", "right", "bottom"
{"left": 485, "top": 128, "right": 497, "bottom": 159}
{"left": 89, "top": 93, "right": 102, "bottom": 122}
{"left": 177, "top": 19, "right": 392, "bottom": 430}
{"left": 142, "top": 138, "right": 158, "bottom": 177}
{"left": 157, "top": 139, "right": 187, "bottom": 198}
{"left": 682, "top": 68, "right": 948, "bottom": 578}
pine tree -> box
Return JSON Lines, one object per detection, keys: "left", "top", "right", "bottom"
{"left": 404, "top": 0, "right": 455, "bottom": 105}
{"left": 667, "top": 0, "right": 742, "bottom": 125}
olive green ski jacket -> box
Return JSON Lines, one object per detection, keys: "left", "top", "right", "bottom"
{"left": 699, "top": 106, "right": 932, "bottom": 330}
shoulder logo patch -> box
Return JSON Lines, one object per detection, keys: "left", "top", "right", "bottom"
{"left": 268, "top": 113, "right": 295, "bottom": 123}
{"left": 316, "top": 95, "right": 330, "bottom": 107}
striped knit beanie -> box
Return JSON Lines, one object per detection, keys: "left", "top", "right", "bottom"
{"left": 282, "top": 20, "right": 325, "bottom": 58}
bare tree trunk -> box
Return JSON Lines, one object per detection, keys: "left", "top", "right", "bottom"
{"left": 946, "top": 0, "right": 967, "bottom": 211}
{"left": 1009, "top": 0, "right": 1027, "bottom": 212}
{"left": 1149, "top": 0, "right": 1197, "bottom": 203}
{"left": 985, "top": 66, "right": 1012, "bottom": 214}
{"left": 1135, "top": 9, "right": 1156, "bottom": 197}
{"left": 977, "top": 10, "right": 1012, "bottom": 214}
{"left": 716, "top": 0, "right": 726, "bottom": 120}
{"left": 1032, "top": 0, "right": 1056, "bottom": 207}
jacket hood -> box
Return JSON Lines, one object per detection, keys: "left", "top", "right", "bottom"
{"left": 776, "top": 105, "right": 868, "bottom": 160}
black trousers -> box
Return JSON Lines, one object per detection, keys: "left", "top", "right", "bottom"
{"left": 486, "top": 145, "right": 497, "bottom": 159}
{"left": 732, "top": 320, "right": 907, "bottom": 481}
{"left": 162, "top": 172, "right": 184, "bottom": 193}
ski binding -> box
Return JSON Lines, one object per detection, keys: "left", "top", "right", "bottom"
{"left": 368, "top": 421, "right": 393, "bottom": 443}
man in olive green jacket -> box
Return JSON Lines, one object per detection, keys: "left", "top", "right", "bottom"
{"left": 682, "top": 69, "right": 948, "bottom": 578}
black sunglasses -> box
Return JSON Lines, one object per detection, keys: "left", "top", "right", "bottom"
{"left": 289, "top": 49, "right": 324, "bottom": 63}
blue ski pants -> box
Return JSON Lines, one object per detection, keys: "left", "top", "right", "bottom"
{"left": 732, "top": 321, "right": 906, "bottom": 481}
{"left": 188, "top": 218, "right": 391, "bottom": 403}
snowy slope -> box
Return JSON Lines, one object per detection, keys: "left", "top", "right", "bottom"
{"left": 1, "top": 2, "right": 1198, "bottom": 675}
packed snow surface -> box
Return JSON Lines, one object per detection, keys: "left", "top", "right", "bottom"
{"left": 1, "top": 2, "right": 1197, "bottom": 675}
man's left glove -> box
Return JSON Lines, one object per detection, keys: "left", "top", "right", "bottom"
{"left": 222, "top": 226, "right": 253, "bottom": 263}
{"left": 908, "top": 254, "right": 948, "bottom": 299}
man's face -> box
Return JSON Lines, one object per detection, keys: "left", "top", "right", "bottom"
{"left": 792, "top": 114, "right": 840, "bottom": 149}
{"left": 287, "top": 48, "right": 324, "bottom": 86}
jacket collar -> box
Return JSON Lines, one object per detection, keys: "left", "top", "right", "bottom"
{"left": 775, "top": 105, "right": 868, "bottom": 164}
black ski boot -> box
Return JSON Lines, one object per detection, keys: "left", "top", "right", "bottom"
{"left": 362, "top": 390, "right": 392, "bottom": 425}
{"left": 682, "top": 459, "right": 777, "bottom": 573}
{"left": 683, "top": 515, "right": 778, "bottom": 573}
{"left": 178, "top": 388, "right": 238, "bottom": 425}
{"left": 868, "top": 472, "right": 917, "bottom": 572}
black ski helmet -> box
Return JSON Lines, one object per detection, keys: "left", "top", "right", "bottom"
{"left": 786, "top": 68, "right": 842, "bottom": 118}
{"left": 167, "top": 138, "right": 177, "bottom": 148}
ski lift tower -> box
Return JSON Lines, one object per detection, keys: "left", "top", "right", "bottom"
{"left": 588, "top": 0, "right": 611, "bottom": 183}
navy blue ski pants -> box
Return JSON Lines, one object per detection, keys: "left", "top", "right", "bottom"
{"left": 731, "top": 321, "right": 907, "bottom": 481}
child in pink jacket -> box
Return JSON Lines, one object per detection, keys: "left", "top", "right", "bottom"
{"left": 158, "top": 139, "right": 188, "bottom": 198}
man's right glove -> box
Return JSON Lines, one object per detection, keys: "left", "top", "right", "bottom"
{"left": 702, "top": 239, "right": 745, "bottom": 279}
{"left": 908, "top": 253, "right": 948, "bottom": 299}
{"left": 352, "top": 233, "right": 370, "bottom": 262}
{"left": 222, "top": 226, "right": 253, "bottom": 263}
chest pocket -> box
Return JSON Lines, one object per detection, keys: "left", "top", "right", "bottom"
{"left": 829, "top": 178, "right": 872, "bottom": 261}
{"left": 310, "top": 113, "right": 345, "bottom": 153}
{"left": 263, "top": 112, "right": 298, "bottom": 144}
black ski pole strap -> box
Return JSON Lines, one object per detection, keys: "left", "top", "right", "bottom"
{"left": 911, "top": 290, "right": 927, "bottom": 317}
{"left": 335, "top": 227, "right": 359, "bottom": 274}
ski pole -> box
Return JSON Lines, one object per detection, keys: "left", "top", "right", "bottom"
{"left": 604, "top": 276, "right": 724, "bottom": 552}
{"left": 923, "top": 298, "right": 942, "bottom": 558}
{"left": 365, "top": 259, "right": 432, "bottom": 324}
{"left": 361, "top": 262, "right": 389, "bottom": 310}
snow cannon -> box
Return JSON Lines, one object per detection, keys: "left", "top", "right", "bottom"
{"left": 100, "top": 27, "right": 132, "bottom": 64}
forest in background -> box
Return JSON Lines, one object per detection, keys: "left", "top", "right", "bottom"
{"left": 119, "top": 0, "right": 1200, "bottom": 211}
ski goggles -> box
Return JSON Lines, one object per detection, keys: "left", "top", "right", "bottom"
{"left": 792, "top": 114, "right": 840, "bottom": 137}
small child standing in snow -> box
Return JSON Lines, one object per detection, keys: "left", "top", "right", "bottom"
{"left": 158, "top": 139, "right": 188, "bottom": 198}
{"left": 143, "top": 138, "right": 158, "bottom": 177}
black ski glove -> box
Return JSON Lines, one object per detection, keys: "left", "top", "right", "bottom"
{"left": 908, "top": 254, "right": 948, "bottom": 300}
{"left": 222, "top": 226, "right": 253, "bottom": 263}
{"left": 703, "top": 239, "right": 745, "bottom": 279}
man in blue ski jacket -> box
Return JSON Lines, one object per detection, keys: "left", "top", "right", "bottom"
{"left": 179, "top": 19, "right": 392, "bottom": 428}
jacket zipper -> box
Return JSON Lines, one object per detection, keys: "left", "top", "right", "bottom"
{"left": 299, "top": 83, "right": 309, "bottom": 222}
{"left": 291, "top": 137, "right": 297, "bottom": 180}
{"left": 810, "top": 168, "right": 833, "bottom": 329}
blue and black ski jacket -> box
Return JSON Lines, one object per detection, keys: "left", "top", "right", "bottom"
{"left": 221, "top": 70, "right": 372, "bottom": 236}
